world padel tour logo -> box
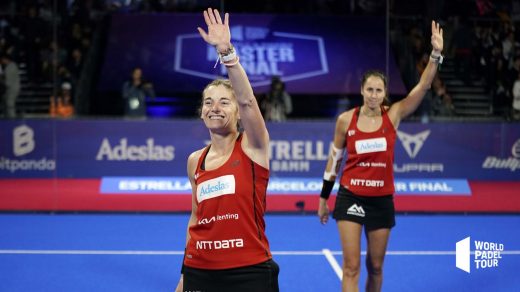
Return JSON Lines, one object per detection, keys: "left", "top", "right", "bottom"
{"left": 456, "top": 236, "right": 504, "bottom": 273}
{"left": 174, "top": 25, "right": 329, "bottom": 87}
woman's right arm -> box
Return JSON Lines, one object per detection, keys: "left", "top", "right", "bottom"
{"left": 175, "top": 150, "right": 201, "bottom": 292}
{"left": 317, "top": 111, "right": 351, "bottom": 224}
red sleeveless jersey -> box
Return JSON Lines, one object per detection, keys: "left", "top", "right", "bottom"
{"left": 339, "top": 107, "right": 396, "bottom": 196}
{"left": 184, "top": 134, "right": 272, "bottom": 270}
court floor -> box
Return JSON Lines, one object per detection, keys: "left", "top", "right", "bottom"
{"left": 0, "top": 213, "right": 519, "bottom": 291}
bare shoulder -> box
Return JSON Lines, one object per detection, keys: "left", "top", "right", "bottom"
{"left": 337, "top": 108, "right": 355, "bottom": 128}
{"left": 187, "top": 148, "right": 205, "bottom": 176}
{"left": 188, "top": 148, "right": 205, "bottom": 162}
{"left": 386, "top": 104, "right": 401, "bottom": 127}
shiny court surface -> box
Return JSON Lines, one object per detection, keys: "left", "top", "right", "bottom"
{"left": 0, "top": 213, "right": 519, "bottom": 291}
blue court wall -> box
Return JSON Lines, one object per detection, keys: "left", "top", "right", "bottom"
{"left": 0, "top": 119, "right": 518, "bottom": 212}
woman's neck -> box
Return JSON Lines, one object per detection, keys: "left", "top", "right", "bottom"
{"left": 209, "top": 131, "right": 239, "bottom": 154}
{"left": 361, "top": 105, "right": 381, "bottom": 117}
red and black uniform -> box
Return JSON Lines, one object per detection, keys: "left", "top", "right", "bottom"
{"left": 333, "top": 107, "right": 397, "bottom": 229}
{"left": 183, "top": 134, "right": 279, "bottom": 292}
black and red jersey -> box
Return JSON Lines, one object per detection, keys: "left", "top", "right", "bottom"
{"left": 340, "top": 107, "right": 397, "bottom": 196}
{"left": 184, "top": 134, "right": 272, "bottom": 270}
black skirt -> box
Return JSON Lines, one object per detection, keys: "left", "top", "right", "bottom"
{"left": 333, "top": 186, "right": 396, "bottom": 230}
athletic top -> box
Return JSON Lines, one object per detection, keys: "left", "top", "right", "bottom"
{"left": 184, "top": 134, "right": 272, "bottom": 270}
{"left": 339, "top": 106, "right": 396, "bottom": 196}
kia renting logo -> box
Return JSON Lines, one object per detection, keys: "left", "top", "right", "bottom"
{"left": 0, "top": 125, "right": 56, "bottom": 173}
{"left": 95, "top": 138, "right": 174, "bottom": 161}
{"left": 198, "top": 213, "right": 239, "bottom": 225}
{"left": 456, "top": 236, "right": 504, "bottom": 273}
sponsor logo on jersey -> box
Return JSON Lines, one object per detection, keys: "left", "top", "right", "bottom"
{"left": 355, "top": 137, "right": 387, "bottom": 154}
{"left": 350, "top": 178, "right": 384, "bottom": 187}
{"left": 196, "top": 175, "right": 236, "bottom": 203}
{"left": 196, "top": 238, "right": 244, "bottom": 250}
{"left": 198, "top": 213, "right": 239, "bottom": 225}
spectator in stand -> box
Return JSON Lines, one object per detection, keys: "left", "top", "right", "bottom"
{"left": 512, "top": 72, "right": 520, "bottom": 120}
{"left": 67, "top": 48, "right": 83, "bottom": 82}
{"left": 1, "top": 53, "right": 20, "bottom": 118}
{"left": 41, "top": 41, "right": 68, "bottom": 83}
{"left": 50, "top": 82, "right": 74, "bottom": 118}
{"left": 415, "top": 52, "right": 434, "bottom": 121}
{"left": 261, "top": 75, "right": 292, "bottom": 122}
{"left": 432, "top": 78, "right": 455, "bottom": 117}
{"left": 19, "top": 5, "right": 47, "bottom": 84}
{"left": 121, "top": 66, "right": 155, "bottom": 118}
{"left": 452, "top": 17, "right": 474, "bottom": 85}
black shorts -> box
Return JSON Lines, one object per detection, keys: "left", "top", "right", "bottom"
{"left": 183, "top": 259, "right": 279, "bottom": 292}
{"left": 333, "top": 186, "right": 395, "bottom": 230}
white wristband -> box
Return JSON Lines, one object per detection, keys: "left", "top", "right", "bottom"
{"left": 430, "top": 52, "right": 443, "bottom": 64}
{"left": 219, "top": 45, "right": 237, "bottom": 63}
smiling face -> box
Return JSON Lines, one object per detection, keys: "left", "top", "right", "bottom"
{"left": 361, "top": 75, "right": 387, "bottom": 110}
{"left": 200, "top": 84, "right": 239, "bottom": 133}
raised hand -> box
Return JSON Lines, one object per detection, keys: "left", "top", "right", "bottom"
{"left": 197, "top": 8, "right": 231, "bottom": 53}
{"left": 431, "top": 20, "right": 443, "bottom": 54}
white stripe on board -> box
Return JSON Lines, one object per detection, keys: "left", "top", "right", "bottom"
{"left": 322, "top": 249, "right": 343, "bottom": 280}
{"left": 0, "top": 250, "right": 519, "bottom": 255}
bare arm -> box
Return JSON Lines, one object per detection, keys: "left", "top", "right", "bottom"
{"left": 197, "top": 8, "right": 268, "bottom": 150}
{"left": 323, "top": 112, "right": 350, "bottom": 181}
{"left": 318, "top": 111, "right": 351, "bottom": 224}
{"left": 391, "top": 21, "right": 444, "bottom": 121}
{"left": 175, "top": 150, "right": 201, "bottom": 292}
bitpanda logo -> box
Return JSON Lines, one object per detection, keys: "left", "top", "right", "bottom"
{"left": 0, "top": 125, "right": 56, "bottom": 173}
{"left": 95, "top": 138, "right": 174, "bottom": 161}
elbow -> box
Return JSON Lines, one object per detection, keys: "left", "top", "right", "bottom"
{"left": 237, "top": 95, "right": 256, "bottom": 107}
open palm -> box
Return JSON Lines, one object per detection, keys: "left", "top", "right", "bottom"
{"left": 431, "top": 20, "right": 443, "bottom": 53}
{"left": 197, "top": 8, "right": 231, "bottom": 52}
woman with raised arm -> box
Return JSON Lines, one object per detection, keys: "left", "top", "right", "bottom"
{"left": 175, "top": 8, "right": 279, "bottom": 292}
{"left": 318, "top": 21, "right": 443, "bottom": 292}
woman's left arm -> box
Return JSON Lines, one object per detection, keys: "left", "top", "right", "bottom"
{"left": 197, "top": 8, "right": 268, "bottom": 150}
{"left": 393, "top": 20, "right": 444, "bottom": 120}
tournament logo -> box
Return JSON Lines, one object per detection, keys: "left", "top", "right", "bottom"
{"left": 456, "top": 236, "right": 504, "bottom": 273}
{"left": 174, "top": 25, "right": 328, "bottom": 87}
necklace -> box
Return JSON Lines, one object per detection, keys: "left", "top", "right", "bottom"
{"left": 361, "top": 106, "right": 381, "bottom": 123}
